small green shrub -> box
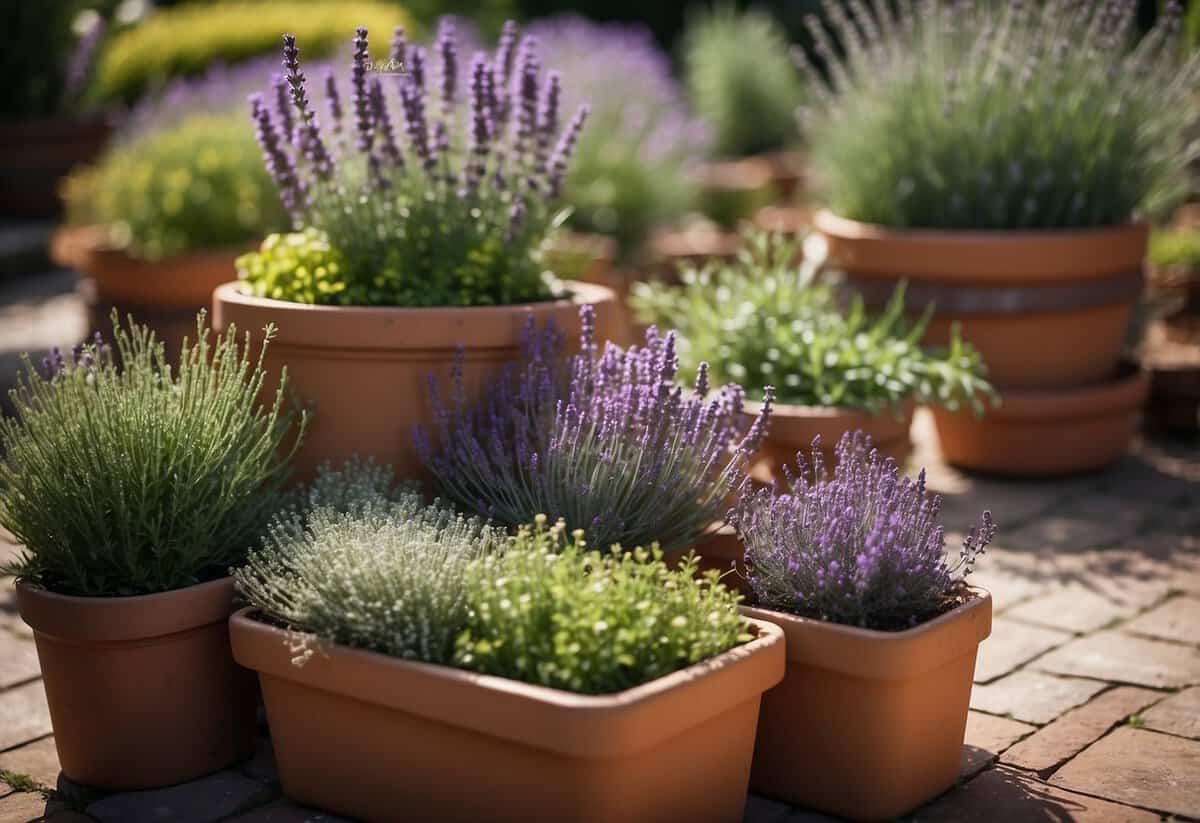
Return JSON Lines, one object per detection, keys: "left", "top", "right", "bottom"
{"left": 801, "top": 1, "right": 1200, "bottom": 229}
{"left": 63, "top": 113, "right": 288, "bottom": 261}
{"left": 1150, "top": 228, "right": 1200, "bottom": 272}
{"left": 631, "top": 233, "right": 994, "bottom": 413}
{"left": 237, "top": 463, "right": 496, "bottom": 665}
{"left": 92, "top": 1, "right": 412, "bottom": 104}
{"left": 0, "top": 314, "right": 304, "bottom": 597}
{"left": 683, "top": 6, "right": 805, "bottom": 158}
{"left": 454, "top": 517, "right": 751, "bottom": 695}
{"left": 237, "top": 229, "right": 349, "bottom": 305}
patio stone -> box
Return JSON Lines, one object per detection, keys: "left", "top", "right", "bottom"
{"left": 226, "top": 802, "right": 352, "bottom": 822}
{"left": 1004, "top": 586, "right": 1143, "bottom": 635}
{"left": 1000, "top": 686, "right": 1162, "bottom": 774}
{"left": 1001, "top": 503, "right": 1143, "bottom": 554}
{"left": 0, "top": 791, "right": 54, "bottom": 823}
{"left": 87, "top": 770, "right": 276, "bottom": 823}
{"left": 973, "top": 618, "right": 1072, "bottom": 684}
{"left": 743, "top": 795, "right": 791, "bottom": 823}
{"left": 1139, "top": 686, "right": 1200, "bottom": 739}
{"left": 914, "top": 765, "right": 1160, "bottom": 822}
{"left": 0, "top": 737, "right": 60, "bottom": 789}
{"left": 0, "top": 681, "right": 52, "bottom": 751}
{"left": 1050, "top": 727, "right": 1200, "bottom": 818}
{"left": 971, "top": 671, "right": 1107, "bottom": 725}
{"left": 1034, "top": 630, "right": 1200, "bottom": 688}
{"left": 1121, "top": 596, "right": 1200, "bottom": 645}
{"left": 0, "top": 630, "right": 39, "bottom": 691}
{"left": 961, "top": 711, "right": 1035, "bottom": 778}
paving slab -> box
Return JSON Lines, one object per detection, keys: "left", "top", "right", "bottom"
{"left": 0, "top": 791, "right": 54, "bottom": 823}
{"left": 0, "top": 682, "right": 52, "bottom": 752}
{"left": 1050, "top": 727, "right": 1200, "bottom": 818}
{"left": 1139, "top": 686, "right": 1200, "bottom": 739}
{"left": 0, "top": 632, "right": 39, "bottom": 691}
{"left": 1121, "top": 596, "right": 1200, "bottom": 645}
{"left": 914, "top": 765, "right": 1160, "bottom": 822}
{"left": 974, "top": 618, "right": 1072, "bottom": 684}
{"left": 961, "top": 711, "right": 1036, "bottom": 778}
{"left": 1035, "top": 629, "right": 1200, "bottom": 688}
{"left": 971, "top": 671, "right": 1108, "bottom": 725}
{"left": 1004, "top": 585, "right": 1145, "bottom": 635}
{"left": 86, "top": 770, "right": 275, "bottom": 823}
{"left": 1000, "top": 686, "right": 1162, "bottom": 774}
{"left": 0, "top": 738, "right": 60, "bottom": 790}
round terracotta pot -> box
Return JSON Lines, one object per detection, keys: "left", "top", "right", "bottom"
{"left": 15, "top": 577, "right": 257, "bottom": 790}
{"left": 51, "top": 226, "right": 246, "bottom": 356}
{"left": 544, "top": 231, "right": 637, "bottom": 346}
{"left": 0, "top": 114, "right": 111, "bottom": 217}
{"left": 212, "top": 280, "right": 619, "bottom": 483}
{"left": 231, "top": 608, "right": 784, "bottom": 823}
{"left": 815, "top": 210, "right": 1148, "bottom": 390}
{"left": 744, "top": 399, "right": 915, "bottom": 482}
{"left": 742, "top": 591, "right": 992, "bottom": 821}
{"left": 693, "top": 157, "right": 779, "bottom": 229}
{"left": 933, "top": 365, "right": 1150, "bottom": 477}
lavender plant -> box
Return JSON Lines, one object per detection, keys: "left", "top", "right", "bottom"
{"left": 416, "top": 305, "right": 772, "bottom": 553}
{"left": 0, "top": 313, "right": 304, "bottom": 597}
{"left": 236, "top": 462, "right": 497, "bottom": 665}
{"left": 801, "top": 1, "right": 1200, "bottom": 229}
{"left": 455, "top": 516, "right": 752, "bottom": 694}
{"left": 239, "top": 19, "right": 590, "bottom": 307}
{"left": 528, "top": 16, "right": 709, "bottom": 260}
{"left": 732, "top": 432, "right": 997, "bottom": 630}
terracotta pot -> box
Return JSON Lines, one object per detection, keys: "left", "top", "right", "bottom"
{"left": 231, "top": 609, "right": 785, "bottom": 823}
{"left": 212, "top": 281, "right": 618, "bottom": 483}
{"left": 646, "top": 225, "right": 741, "bottom": 281}
{"left": 51, "top": 226, "right": 246, "bottom": 356}
{"left": 933, "top": 364, "right": 1150, "bottom": 477}
{"left": 815, "top": 210, "right": 1148, "bottom": 389}
{"left": 0, "top": 114, "right": 111, "bottom": 217}
{"left": 753, "top": 204, "right": 814, "bottom": 236}
{"left": 744, "top": 399, "right": 914, "bottom": 482}
{"left": 544, "top": 232, "right": 637, "bottom": 345}
{"left": 1138, "top": 323, "right": 1199, "bottom": 435}
{"left": 742, "top": 591, "right": 992, "bottom": 821}
{"left": 664, "top": 523, "right": 750, "bottom": 597}
{"left": 693, "top": 157, "right": 778, "bottom": 229}
{"left": 15, "top": 577, "right": 256, "bottom": 790}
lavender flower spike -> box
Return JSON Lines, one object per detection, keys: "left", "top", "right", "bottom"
{"left": 546, "top": 104, "right": 589, "bottom": 197}
{"left": 436, "top": 19, "right": 458, "bottom": 113}
{"left": 250, "top": 93, "right": 305, "bottom": 215}
{"left": 324, "top": 70, "right": 344, "bottom": 134}
{"left": 351, "top": 27, "right": 374, "bottom": 152}
{"left": 271, "top": 73, "right": 294, "bottom": 142}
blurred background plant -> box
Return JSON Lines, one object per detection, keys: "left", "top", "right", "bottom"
{"left": 800, "top": 0, "right": 1200, "bottom": 229}
{"left": 1150, "top": 227, "right": 1200, "bottom": 275}
{"left": 682, "top": 5, "right": 805, "bottom": 159}
{"left": 632, "top": 233, "right": 994, "bottom": 413}
{"left": 528, "top": 16, "right": 708, "bottom": 260}
{"left": 62, "top": 113, "right": 288, "bottom": 260}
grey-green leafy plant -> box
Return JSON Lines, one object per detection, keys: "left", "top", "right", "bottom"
{"left": 800, "top": 1, "right": 1200, "bottom": 229}
{"left": 454, "top": 516, "right": 752, "bottom": 694}
{"left": 0, "top": 313, "right": 304, "bottom": 597}
{"left": 631, "top": 232, "right": 995, "bottom": 413}
{"left": 236, "top": 461, "right": 499, "bottom": 665}
{"left": 683, "top": 5, "right": 806, "bottom": 158}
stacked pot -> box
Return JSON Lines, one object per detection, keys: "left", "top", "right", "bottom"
{"left": 816, "top": 212, "right": 1150, "bottom": 476}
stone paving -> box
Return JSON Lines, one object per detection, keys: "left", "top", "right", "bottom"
{"left": 0, "top": 270, "right": 1198, "bottom": 821}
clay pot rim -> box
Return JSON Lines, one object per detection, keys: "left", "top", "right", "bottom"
{"left": 16, "top": 576, "right": 235, "bottom": 645}
{"left": 51, "top": 225, "right": 252, "bottom": 269}
{"left": 814, "top": 209, "right": 1148, "bottom": 245}
{"left": 741, "top": 588, "right": 992, "bottom": 681}
{"left": 983, "top": 365, "right": 1149, "bottom": 422}
{"left": 231, "top": 607, "right": 785, "bottom": 758}
{"left": 743, "top": 396, "right": 915, "bottom": 422}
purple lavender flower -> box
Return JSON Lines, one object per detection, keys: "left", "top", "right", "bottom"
{"left": 416, "top": 307, "right": 770, "bottom": 552}
{"left": 546, "top": 104, "right": 588, "bottom": 198}
{"left": 282, "top": 34, "right": 334, "bottom": 181}
{"left": 64, "top": 14, "right": 105, "bottom": 103}
{"left": 250, "top": 93, "right": 305, "bottom": 215}
{"left": 390, "top": 26, "right": 407, "bottom": 70}
{"left": 400, "top": 81, "right": 433, "bottom": 171}
{"left": 436, "top": 19, "right": 458, "bottom": 113}
{"left": 732, "top": 432, "right": 997, "bottom": 629}
{"left": 351, "top": 27, "right": 374, "bottom": 152}
{"left": 324, "top": 70, "right": 344, "bottom": 134}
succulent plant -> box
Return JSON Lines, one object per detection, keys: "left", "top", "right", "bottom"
{"left": 731, "top": 431, "right": 996, "bottom": 630}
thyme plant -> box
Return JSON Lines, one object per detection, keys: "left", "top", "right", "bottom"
{"left": 801, "top": 1, "right": 1200, "bottom": 229}
{"left": 454, "top": 516, "right": 752, "bottom": 694}
{"left": 632, "top": 233, "right": 994, "bottom": 413}
{"left": 1, "top": 314, "right": 304, "bottom": 597}
{"left": 732, "top": 432, "right": 997, "bottom": 630}
{"left": 240, "top": 19, "right": 590, "bottom": 307}
{"left": 416, "top": 306, "right": 772, "bottom": 553}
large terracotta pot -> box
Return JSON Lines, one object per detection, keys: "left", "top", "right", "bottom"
{"left": 212, "top": 281, "right": 618, "bottom": 483}
{"left": 51, "top": 226, "right": 245, "bottom": 356}
{"left": 15, "top": 577, "right": 256, "bottom": 790}
{"left": 815, "top": 211, "right": 1148, "bottom": 389}
{"left": 231, "top": 609, "right": 785, "bottom": 823}
{"left": 693, "top": 157, "right": 778, "bottom": 229}
{"left": 742, "top": 591, "right": 992, "bottom": 821}
{"left": 0, "top": 115, "right": 110, "bottom": 217}
{"left": 933, "top": 365, "right": 1150, "bottom": 477}
{"left": 744, "top": 399, "right": 915, "bottom": 482}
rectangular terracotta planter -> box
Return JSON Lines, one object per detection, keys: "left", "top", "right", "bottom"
{"left": 741, "top": 591, "right": 992, "bottom": 821}
{"left": 230, "top": 609, "right": 785, "bottom": 823}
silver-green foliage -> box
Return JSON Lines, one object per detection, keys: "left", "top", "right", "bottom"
{"left": 683, "top": 6, "right": 806, "bottom": 158}
{"left": 801, "top": 1, "right": 1200, "bottom": 229}
{"left": 631, "top": 233, "right": 995, "bottom": 412}
{"left": 454, "top": 517, "right": 751, "bottom": 695}
{"left": 236, "top": 462, "right": 498, "bottom": 665}
{"left": 0, "top": 314, "right": 303, "bottom": 596}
